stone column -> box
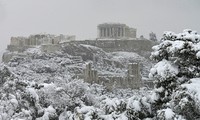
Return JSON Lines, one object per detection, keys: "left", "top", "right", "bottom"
{"left": 118, "top": 27, "right": 121, "bottom": 37}
{"left": 113, "top": 27, "right": 115, "bottom": 37}
{"left": 114, "top": 27, "right": 117, "bottom": 38}
{"left": 107, "top": 28, "right": 110, "bottom": 37}
{"left": 117, "top": 27, "right": 119, "bottom": 37}
{"left": 98, "top": 28, "right": 101, "bottom": 38}
{"left": 102, "top": 28, "right": 104, "bottom": 37}
{"left": 106, "top": 27, "right": 109, "bottom": 37}
{"left": 101, "top": 28, "right": 104, "bottom": 37}
{"left": 103, "top": 28, "right": 106, "bottom": 37}
{"left": 123, "top": 27, "right": 125, "bottom": 37}
{"left": 106, "top": 27, "right": 108, "bottom": 37}
{"left": 100, "top": 28, "right": 103, "bottom": 37}
{"left": 121, "top": 27, "right": 123, "bottom": 37}
{"left": 111, "top": 27, "right": 113, "bottom": 37}
{"left": 110, "top": 27, "right": 112, "bottom": 38}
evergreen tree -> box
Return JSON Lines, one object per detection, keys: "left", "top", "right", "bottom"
{"left": 149, "top": 29, "right": 200, "bottom": 119}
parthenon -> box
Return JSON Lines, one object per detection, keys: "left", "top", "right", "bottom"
{"left": 97, "top": 23, "right": 137, "bottom": 39}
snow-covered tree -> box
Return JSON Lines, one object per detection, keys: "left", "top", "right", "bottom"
{"left": 150, "top": 29, "right": 200, "bottom": 119}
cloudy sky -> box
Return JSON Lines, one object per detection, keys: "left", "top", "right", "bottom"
{"left": 0, "top": 0, "right": 200, "bottom": 55}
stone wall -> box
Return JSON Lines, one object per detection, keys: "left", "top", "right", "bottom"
{"left": 7, "top": 34, "right": 155, "bottom": 55}
{"left": 41, "top": 44, "right": 61, "bottom": 53}
{"left": 8, "top": 34, "right": 76, "bottom": 52}
{"left": 69, "top": 39, "right": 155, "bottom": 58}
{"left": 2, "top": 52, "right": 27, "bottom": 63}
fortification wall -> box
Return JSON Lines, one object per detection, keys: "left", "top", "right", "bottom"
{"left": 68, "top": 39, "right": 155, "bottom": 58}
{"left": 2, "top": 52, "right": 27, "bottom": 63}
{"left": 41, "top": 44, "right": 61, "bottom": 53}
{"left": 7, "top": 45, "right": 35, "bottom": 52}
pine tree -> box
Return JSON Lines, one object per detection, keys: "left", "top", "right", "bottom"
{"left": 149, "top": 29, "right": 200, "bottom": 119}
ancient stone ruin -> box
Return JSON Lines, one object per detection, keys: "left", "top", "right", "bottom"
{"left": 8, "top": 34, "right": 75, "bottom": 52}
{"left": 97, "top": 23, "right": 137, "bottom": 39}
{"left": 83, "top": 63, "right": 153, "bottom": 89}
{"left": 3, "top": 23, "right": 156, "bottom": 89}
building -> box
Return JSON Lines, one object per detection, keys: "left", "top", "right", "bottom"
{"left": 7, "top": 34, "right": 76, "bottom": 52}
{"left": 10, "top": 34, "right": 76, "bottom": 46}
{"left": 97, "top": 23, "right": 137, "bottom": 39}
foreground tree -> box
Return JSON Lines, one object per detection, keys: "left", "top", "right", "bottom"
{"left": 149, "top": 29, "right": 200, "bottom": 119}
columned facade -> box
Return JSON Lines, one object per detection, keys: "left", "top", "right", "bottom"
{"left": 98, "top": 23, "right": 136, "bottom": 39}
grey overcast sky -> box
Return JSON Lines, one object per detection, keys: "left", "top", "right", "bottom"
{"left": 0, "top": 0, "right": 200, "bottom": 53}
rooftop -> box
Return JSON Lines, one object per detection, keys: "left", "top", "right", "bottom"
{"left": 98, "top": 23, "right": 128, "bottom": 27}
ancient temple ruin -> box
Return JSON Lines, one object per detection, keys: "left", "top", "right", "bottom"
{"left": 83, "top": 63, "right": 98, "bottom": 84}
{"left": 83, "top": 63, "right": 150, "bottom": 89}
{"left": 97, "top": 23, "right": 137, "bottom": 39}
{"left": 127, "top": 63, "right": 142, "bottom": 89}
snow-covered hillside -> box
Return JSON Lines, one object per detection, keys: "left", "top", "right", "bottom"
{"left": 0, "top": 43, "right": 153, "bottom": 119}
{"left": 2, "top": 29, "right": 200, "bottom": 120}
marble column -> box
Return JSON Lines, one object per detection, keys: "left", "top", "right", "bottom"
{"left": 100, "top": 28, "right": 103, "bottom": 37}
{"left": 107, "top": 28, "right": 110, "bottom": 37}
{"left": 121, "top": 27, "right": 123, "bottom": 37}
{"left": 110, "top": 27, "right": 113, "bottom": 37}
{"left": 100, "top": 28, "right": 102, "bottom": 37}
{"left": 105, "top": 28, "right": 108, "bottom": 37}
{"left": 123, "top": 27, "right": 125, "bottom": 37}
{"left": 118, "top": 28, "right": 121, "bottom": 37}
{"left": 113, "top": 27, "right": 115, "bottom": 37}
{"left": 102, "top": 28, "right": 104, "bottom": 37}
{"left": 114, "top": 27, "right": 117, "bottom": 37}
{"left": 104, "top": 28, "right": 106, "bottom": 37}
{"left": 108, "top": 27, "right": 112, "bottom": 38}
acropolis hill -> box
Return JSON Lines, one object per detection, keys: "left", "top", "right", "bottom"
{"left": 2, "top": 23, "right": 157, "bottom": 89}
{"left": 4, "top": 23, "right": 156, "bottom": 57}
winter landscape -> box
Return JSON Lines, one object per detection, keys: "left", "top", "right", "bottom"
{"left": 0, "top": 0, "right": 200, "bottom": 120}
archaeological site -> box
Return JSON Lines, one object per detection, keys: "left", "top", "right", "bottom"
{"left": 2, "top": 23, "right": 157, "bottom": 89}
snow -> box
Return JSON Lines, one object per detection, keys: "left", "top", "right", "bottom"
{"left": 41, "top": 83, "right": 55, "bottom": 88}
{"left": 0, "top": 40, "right": 155, "bottom": 119}
{"left": 150, "top": 92, "right": 159, "bottom": 102}
{"left": 196, "top": 51, "right": 200, "bottom": 58}
{"left": 163, "top": 108, "right": 175, "bottom": 119}
{"left": 10, "top": 98, "right": 18, "bottom": 108}
{"left": 46, "top": 105, "right": 56, "bottom": 113}
{"left": 155, "top": 86, "right": 164, "bottom": 92}
{"left": 131, "top": 100, "right": 141, "bottom": 111}
{"left": 182, "top": 78, "right": 200, "bottom": 101}
{"left": 26, "top": 46, "right": 42, "bottom": 54}
{"left": 81, "top": 44, "right": 103, "bottom": 51}
{"left": 76, "top": 106, "right": 95, "bottom": 114}
{"left": 149, "top": 59, "right": 178, "bottom": 78}
{"left": 168, "top": 41, "right": 184, "bottom": 53}
{"left": 127, "top": 97, "right": 141, "bottom": 111}
{"left": 110, "top": 52, "right": 145, "bottom": 62}
{"left": 26, "top": 87, "right": 39, "bottom": 101}
{"left": 193, "top": 42, "right": 200, "bottom": 51}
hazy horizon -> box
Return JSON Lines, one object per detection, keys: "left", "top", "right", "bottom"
{"left": 0, "top": 0, "right": 200, "bottom": 55}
